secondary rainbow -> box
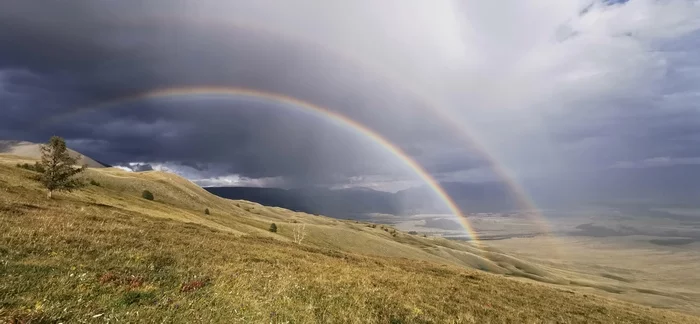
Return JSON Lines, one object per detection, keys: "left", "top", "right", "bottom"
{"left": 196, "top": 18, "right": 556, "bottom": 245}
{"left": 119, "top": 15, "right": 554, "bottom": 241}
{"left": 42, "top": 86, "right": 480, "bottom": 242}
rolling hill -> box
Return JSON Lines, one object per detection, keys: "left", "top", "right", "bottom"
{"left": 0, "top": 140, "right": 108, "bottom": 168}
{"left": 1, "top": 152, "right": 698, "bottom": 323}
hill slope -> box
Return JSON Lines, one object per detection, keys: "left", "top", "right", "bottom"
{"left": 0, "top": 154, "right": 697, "bottom": 323}
{"left": 0, "top": 140, "right": 108, "bottom": 168}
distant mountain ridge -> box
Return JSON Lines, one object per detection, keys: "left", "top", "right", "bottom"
{"left": 205, "top": 181, "right": 522, "bottom": 218}
{"left": 204, "top": 186, "right": 399, "bottom": 218}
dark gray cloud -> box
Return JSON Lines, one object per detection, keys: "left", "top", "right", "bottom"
{"left": 2, "top": 0, "right": 700, "bottom": 205}
{"left": 0, "top": 1, "right": 485, "bottom": 190}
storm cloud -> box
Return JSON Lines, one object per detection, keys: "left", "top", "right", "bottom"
{"left": 2, "top": 0, "right": 700, "bottom": 204}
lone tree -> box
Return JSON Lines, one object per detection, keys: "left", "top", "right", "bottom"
{"left": 204, "top": 208, "right": 210, "bottom": 215}
{"left": 269, "top": 223, "right": 277, "bottom": 233}
{"left": 39, "top": 136, "right": 86, "bottom": 199}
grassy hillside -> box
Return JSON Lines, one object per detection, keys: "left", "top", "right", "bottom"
{"left": 0, "top": 141, "right": 107, "bottom": 168}
{"left": 1, "top": 154, "right": 698, "bottom": 323}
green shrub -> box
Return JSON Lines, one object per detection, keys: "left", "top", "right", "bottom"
{"left": 120, "top": 291, "right": 155, "bottom": 306}
{"left": 408, "top": 231, "right": 418, "bottom": 235}
{"left": 16, "top": 162, "right": 44, "bottom": 173}
{"left": 269, "top": 223, "right": 277, "bottom": 233}
{"left": 141, "top": 190, "right": 154, "bottom": 201}
{"left": 89, "top": 179, "right": 100, "bottom": 186}
{"left": 204, "top": 208, "right": 210, "bottom": 215}
{"left": 33, "top": 162, "right": 45, "bottom": 173}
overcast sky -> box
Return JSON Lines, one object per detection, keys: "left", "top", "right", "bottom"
{"left": 1, "top": 0, "right": 700, "bottom": 202}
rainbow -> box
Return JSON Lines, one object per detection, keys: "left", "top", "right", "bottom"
{"left": 42, "top": 86, "right": 481, "bottom": 243}
{"left": 116, "top": 15, "right": 553, "bottom": 237}
{"left": 163, "top": 17, "right": 556, "bottom": 244}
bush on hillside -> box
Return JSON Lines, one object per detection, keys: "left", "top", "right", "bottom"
{"left": 16, "top": 163, "right": 31, "bottom": 171}
{"left": 89, "top": 179, "right": 101, "bottom": 186}
{"left": 408, "top": 231, "right": 418, "bottom": 235}
{"left": 16, "top": 162, "right": 46, "bottom": 173}
{"left": 269, "top": 223, "right": 277, "bottom": 233}
{"left": 204, "top": 208, "right": 210, "bottom": 215}
{"left": 33, "top": 162, "right": 46, "bottom": 173}
{"left": 142, "top": 190, "right": 154, "bottom": 201}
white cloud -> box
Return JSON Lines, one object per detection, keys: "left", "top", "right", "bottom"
{"left": 112, "top": 165, "right": 134, "bottom": 172}
{"left": 433, "top": 0, "right": 700, "bottom": 178}
{"left": 612, "top": 156, "right": 700, "bottom": 168}
{"left": 193, "top": 175, "right": 286, "bottom": 188}
{"left": 331, "top": 175, "right": 422, "bottom": 192}
{"left": 116, "top": 161, "right": 287, "bottom": 187}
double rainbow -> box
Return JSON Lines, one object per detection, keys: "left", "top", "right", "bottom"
{"left": 37, "top": 15, "right": 561, "bottom": 250}
{"left": 42, "top": 87, "right": 481, "bottom": 243}
{"left": 117, "top": 15, "right": 554, "bottom": 241}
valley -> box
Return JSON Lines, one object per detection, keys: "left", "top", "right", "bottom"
{"left": 1, "top": 153, "right": 699, "bottom": 323}
{"left": 388, "top": 210, "right": 700, "bottom": 316}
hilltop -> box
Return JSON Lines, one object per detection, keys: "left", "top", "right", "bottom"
{"left": 0, "top": 153, "right": 697, "bottom": 323}
{"left": 0, "top": 140, "right": 108, "bottom": 168}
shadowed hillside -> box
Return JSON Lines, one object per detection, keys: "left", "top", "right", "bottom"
{"left": 1, "top": 153, "right": 698, "bottom": 323}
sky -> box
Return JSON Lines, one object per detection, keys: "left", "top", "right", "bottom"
{"left": 1, "top": 0, "right": 700, "bottom": 206}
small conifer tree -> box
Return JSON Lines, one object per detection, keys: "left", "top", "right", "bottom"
{"left": 269, "top": 223, "right": 277, "bottom": 233}
{"left": 204, "top": 208, "right": 210, "bottom": 215}
{"left": 39, "top": 136, "right": 86, "bottom": 199}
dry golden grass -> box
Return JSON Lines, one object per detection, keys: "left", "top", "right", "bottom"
{"left": 1, "top": 154, "right": 698, "bottom": 323}
{"left": 488, "top": 236, "right": 700, "bottom": 316}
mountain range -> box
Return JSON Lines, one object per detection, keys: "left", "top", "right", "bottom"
{"left": 205, "top": 181, "right": 522, "bottom": 219}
